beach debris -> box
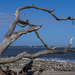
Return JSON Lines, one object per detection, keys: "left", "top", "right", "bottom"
{"left": 18, "top": 60, "right": 33, "bottom": 74}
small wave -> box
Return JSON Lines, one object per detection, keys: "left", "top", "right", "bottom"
{"left": 22, "top": 57, "right": 75, "bottom": 63}
{"left": 3, "top": 56, "right": 75, "bottom": 63}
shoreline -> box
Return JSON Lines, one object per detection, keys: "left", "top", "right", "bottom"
{"left": 1, "top": 59, "right": 75, "bottom": 72}
{"left": 0, "top": 59, "right": 75, "bottom": 75}
{"left": 22, "top": 58, "right": 75, "bottom": 63}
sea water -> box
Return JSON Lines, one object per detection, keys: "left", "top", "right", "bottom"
{"left": 2, "top": 46, "right": 75, "bottom": 63}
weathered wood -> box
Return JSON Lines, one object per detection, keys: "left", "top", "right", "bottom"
{"left": 18, "top": 60, "right": 33, "bottom": 74}
{"left": 0, "top": 5, "right": 75, "bottom": 71}
{"left": 33, "top": 66, "right": 46, "bottom": 75}
{"left": 0, "top": 25, "right": 42, "bottom": 56}
{"left": 64, "top": 37, "right": 74, "bottom": 50}
{"left": 5, "top": 66, "right": 17, "bottom": 75}
{"left": 27, "top": 21, "right": 63, "bottom": 50}
{"left": 0, "top": 48, "right": 75, "bottom": 64}
{"left": 0, "top": 66, "right": 17, "bottom": 75}
{"left": 0, "top": 66, "right": 5, "bottom": 75}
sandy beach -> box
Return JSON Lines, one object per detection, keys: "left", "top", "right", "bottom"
{"left": 0, "top": 59, "right": 75, "bottom": 75}
{"left": 41, "top": 71, "right": 75, "bottom": 75}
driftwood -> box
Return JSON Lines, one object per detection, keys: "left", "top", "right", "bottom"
{"left": 0, "top": 66, "right": 6, "bottom": 75}
{"left": 0, "top": 66, "right": 17, "bottom": 75}
{"left": 0, "top": 5, "right": 75, "bottom": 64}
{"left": 18, "top": 60, "right": 33, "bottom": 74}
{"left": 0, "top": 60, "right": 33, "bottom": 75}
{"left": 0, "top": 37, "right": 74, "bottom": 64}
{"left": 33, "top": 66, "right": 46, "bottom": 75}
{"left": 0, "top": 60, "right": 45, "bottom": 75}
{"left": 0, "top": 5, "right": 75, "bottom": 75}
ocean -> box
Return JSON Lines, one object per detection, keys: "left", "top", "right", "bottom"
{"left": 2, "top": 46, "right": 75, "bottom": 63}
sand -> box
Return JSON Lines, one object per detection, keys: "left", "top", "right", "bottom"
{"left": 0, "top": 59, "right": 75, "bottom": 75}
{"left": 41, "top": 71, "right": 75, "bottom": 75}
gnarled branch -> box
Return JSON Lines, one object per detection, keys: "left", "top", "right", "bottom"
{"left": 33, "top": 65, "right": 46, "bottom": 75}
{"left": 18, "top": 19, "right": 63, "bottom": 50}
{"left": 0, "top": 5, "right": 75, "bottom": 66}
{"left": 0, "top": 48, "right": 75, "bottom": 64}
{"left": 3, "top": 5, "right": 75, "bottom": 43}
{"left": 0, "top": 25, "right": 42, "bottom": 56}
{"left": 11, "top": 25, "right": 42, "bottom": 43}
{"left": 17, "top": 23, "right": 27, "bottom": 28}
{"left": 17, "top": 5, "right": 75, "bottom": 26}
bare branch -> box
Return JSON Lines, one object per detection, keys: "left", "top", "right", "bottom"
{"left": 51, "top": 6, "right": 57, "bottom": 12}
{"left": 4, "top": 5, "right": 75, "bottom": 39}
{"left": 0, "top": 49, "right": 75, "bottom": 64}
{"left": 17, "top": 5, "right": 75, "bottom": 21}
{"left": 0, "top": 25, "right": 42, "bottom": 56}
{"left": 72, "top": 20, "right": 75, "bottom": 27}
{"left": 3, "top": 4, "right": 73, "bottom": 50}
{"left": 23, "top": 21, "right": 63, "bottom": 50}
{"left": 18, "top": 19, "right": 28, "bottom": 25}
{"left": 1, "top": 5, "right": 75, "bottom": 66}
{"left": 17, "top": 23, "right": 27, "bottom": 28}
{"left": 33, "top": 65, "right": 46, "bottom": 75}
{"left": 11, "top": 25, "right": 42, "bottom": 43}
{"left": 70, "top": 37, "right": 74, "bottom": 45}
{"left": 15, "top": 5, "right": 75, "bottom": 30}
{"left": 65, "top": 37, "right": 74, "bottom": 50}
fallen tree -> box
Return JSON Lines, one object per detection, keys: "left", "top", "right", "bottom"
{"left": 0, "top": 5, "right": 75, "bottom": 75}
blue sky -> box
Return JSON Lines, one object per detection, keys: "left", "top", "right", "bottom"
{"left": 0, "top": 0, "right": 75, "bottom": 46}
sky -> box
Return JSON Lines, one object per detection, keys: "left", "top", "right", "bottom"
{"left": 0, "top": 0, "right": 75, "bottom": 46}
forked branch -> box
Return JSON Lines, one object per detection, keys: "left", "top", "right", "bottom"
{"left": 1, "top": 5, "right": 75, "bottom": 65}
{"left": 11, "top": 25, "right": 42, "bottom": 43}
{"left": 0, "top": 25, "right": 42, "bottom": 56}
{"left": 18, "top": 19, "right": 63, "bottom": 50}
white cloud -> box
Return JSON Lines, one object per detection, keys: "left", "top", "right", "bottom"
{"left": 0, "top": 13, "right": 14, "bottom": 26}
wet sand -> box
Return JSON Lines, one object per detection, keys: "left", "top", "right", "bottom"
{"left": 41, "top": 71, "right": 75, "bottom": 75}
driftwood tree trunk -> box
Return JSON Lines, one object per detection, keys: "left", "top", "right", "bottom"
{"left": 0, "top": 5, "right": 75, "bottom": 75}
